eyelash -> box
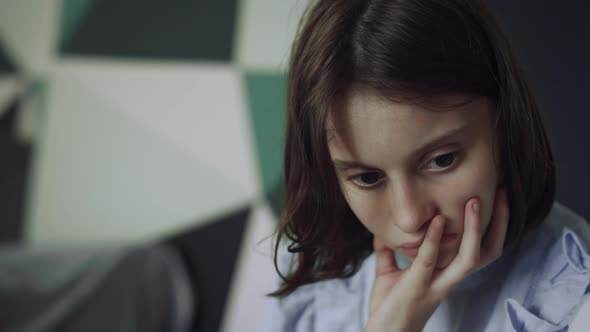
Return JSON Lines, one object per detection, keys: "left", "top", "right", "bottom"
{"left": 347, "top": 151, "right": 461, "bottom": 189}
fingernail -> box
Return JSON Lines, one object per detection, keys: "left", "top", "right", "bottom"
{"left": 472, "top": 200, "right": 480, "bottom": 212}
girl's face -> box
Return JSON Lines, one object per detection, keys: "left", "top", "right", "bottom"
{"left": 328, "top": 89, "right": 501, "bottom": 269}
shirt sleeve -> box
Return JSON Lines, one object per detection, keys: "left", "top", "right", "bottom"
{"left": 570, "top": 293, "right": 590, "bottom": 331}
{"left": 256, "top": 252, "right": 370, "bottom": 332}
{"left": 256, "top": 249, "right": 317, "bottom": 332}
{"left": 505, "top": 228, "right": 590, "bottom": 332}
{"left": 257, "top": 283, "right": 316, "bottom": 332}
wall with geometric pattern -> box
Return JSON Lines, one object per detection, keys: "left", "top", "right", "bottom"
{"left": 0, "top": 1, "right": 310, "bottom": 331}
{"left": 18, "top": 0, "right": 309, "bottom": 247}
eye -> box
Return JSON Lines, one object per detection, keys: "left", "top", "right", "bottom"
{"left": 424, "top": 152, "right": 459, "bottom": 171}
{"left": 348, "top": 171, "right": 385, "bottom": 188}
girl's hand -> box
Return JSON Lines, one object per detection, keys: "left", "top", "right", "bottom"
{"left": 364, "top": 188, "right": 509, "bottom": 332}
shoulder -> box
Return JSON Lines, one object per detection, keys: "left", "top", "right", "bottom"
{"left": 259, "top": 251, "right": 376, "bottom": 332}
{"left": 502, "top": 202, "right": 590, "bottom": 331}
{"left": 542, "top": 201, "right": 590, "bottom": 241}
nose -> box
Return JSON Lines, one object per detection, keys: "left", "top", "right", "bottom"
{"left": 388, "top": 177, "right": 435, "bottom": 233}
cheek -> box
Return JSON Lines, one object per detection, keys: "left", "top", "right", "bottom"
{"left": 437, "top": 154, "right": 498, "bottom": 233}
{"left": 341, "top": 185, "right": 386, "bottom": 234}
{"left": 431, "top": 165, "right": 497, "bottom": 268}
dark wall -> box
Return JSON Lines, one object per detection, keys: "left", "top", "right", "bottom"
{"left": 485, "top": 0, "right": 590, "bottom": 220}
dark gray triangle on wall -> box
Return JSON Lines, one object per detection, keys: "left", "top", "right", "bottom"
{"left": 163, "top": 206, "right": 250, "bottom": 332}
{"left": 0, "top": 98, "right": 31, "bottom": 242}
{"left": 0, "top": 40, "right": 17, "bottom": 73}
{"left": 61, "top": 0, "right": 238, "bottom": 61}
{"left": 0, "top": 97, "right": 18, "bottom": 131}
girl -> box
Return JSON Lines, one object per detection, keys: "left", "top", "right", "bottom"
{"left": 262, "top": 0, "right": 590, "bottom": 331}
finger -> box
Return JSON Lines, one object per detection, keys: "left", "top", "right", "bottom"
{"left": 455, "top": 197, "right": 482, "bottom": 266}
{"left": 408, "top": 215, "right": 445, "bottom": 286}
{"left": 373, "top": 236, "right": 400, "bottom": 276}
{"left": 480, "top": 188, "right": 509, "bottom": 264}
{"left": 433, "top": 197, "right": 481, "bottom": 291}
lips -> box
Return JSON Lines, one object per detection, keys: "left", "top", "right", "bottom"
{"left": 397, "top": 237, "right": 425, "bottom": 249}
{"left": 397, "top": 233, "right": 459, "bottom": 251}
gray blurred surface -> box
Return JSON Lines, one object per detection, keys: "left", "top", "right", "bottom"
{"left": 0, "top": 244, "right": 194, "bottom": 332}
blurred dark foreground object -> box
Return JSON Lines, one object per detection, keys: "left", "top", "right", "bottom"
{"left": 0, "top": 244, "right": 194, "bottom": 332}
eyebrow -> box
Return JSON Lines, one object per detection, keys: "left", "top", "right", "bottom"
{"left": 332, "top": 124, "right": 470, "bottom": 170}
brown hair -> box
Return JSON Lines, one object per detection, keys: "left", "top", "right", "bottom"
{"left": 271, "top": 0, "right": 555, "bottom": 297}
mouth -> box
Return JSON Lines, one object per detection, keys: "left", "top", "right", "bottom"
{"left": 397, "top": 233, "right": 459, "bottom": 257}
{"left": 397, "top": 237, "right": 425, "bottom": 250}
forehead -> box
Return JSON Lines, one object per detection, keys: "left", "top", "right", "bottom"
{"left": 327, "top": 89, "right": 492, "bottom": 163}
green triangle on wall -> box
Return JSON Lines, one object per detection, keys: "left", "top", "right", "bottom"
{"left": 59, "top": 0, "right": 96, "bottom": 50}
{"left": 243, "top": 72, "right": 286, "bottom": 201}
